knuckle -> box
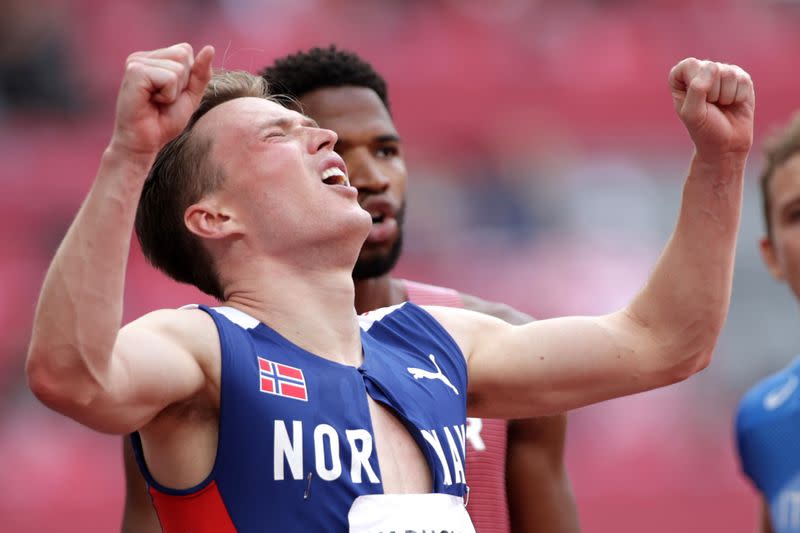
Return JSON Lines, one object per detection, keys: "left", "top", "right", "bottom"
{"left": 172, "top": 62, "right": 187, "bottom": 78}
{"left": 176, "top": 43, "right": 194, "bottom": 60}
{"left": 125, "top": 52, "right": 145, "bottom": 66}
{"left": 689, "top": 77, "right": 706, "bottom": 90}
{"left": 124, "top": 60, "right": 144, "bottom": 75}
{"left": 719, "top": 68, "right": 736, "bottom": 82}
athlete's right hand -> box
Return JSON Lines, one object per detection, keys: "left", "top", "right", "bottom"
{"left": 109, "top": 43, "right": 215, "bottom": 159}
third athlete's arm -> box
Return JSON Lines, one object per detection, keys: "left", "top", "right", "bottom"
{"left": 121, "top": 438, "right": 162, "bottom": 533}
{"left": 760, "top": 499, "right": 774, "bottom": 533}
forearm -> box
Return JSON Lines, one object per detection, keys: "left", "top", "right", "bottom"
{"left": 27, "top": 147, "right": 153, "bottom": 397}
{"left": 629, "top": 153, "right": 745, "bottom": 376}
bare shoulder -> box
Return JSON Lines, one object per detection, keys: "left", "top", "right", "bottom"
{"left": 119, "top": 307, "right": 220, "bottom": 365}
{"left": 458, "top": 292, "right": 534, "bottom": 325}
{"left": 124, "top": 307, "right": 216, "bottom": 333}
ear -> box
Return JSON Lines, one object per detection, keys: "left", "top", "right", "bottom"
{"left": 184, "top": 198, "right": 242, "bottom": 240}
{"left": 759, "top": 235, "right": 785, "bottom": 281}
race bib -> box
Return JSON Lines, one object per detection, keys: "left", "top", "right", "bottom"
{"left": 347, "top": 493, "right": 476, "bottom": 533}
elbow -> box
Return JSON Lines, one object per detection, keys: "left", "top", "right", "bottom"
{"left": 26, "top": 350, "right": 67, "bottom": 410}
{"left": 661, "top": 322, "right": 721, "bottom": 384}
{"left": 26, "top": 342, "right": 53, "bottom": 398}
{"left": 624, "top": 306, "right": 722, "bottom": 386}
{"left": 664, "top": 347, "right": 714, "bottom": 385}
{"left": 26, "top": 344, "right": 104, "bottom": 414}
{"left": 643, "top": 313, "right": 722, "bottom": 387}
{"left": 26, "top": 345, "right": 134, "bottom": 435}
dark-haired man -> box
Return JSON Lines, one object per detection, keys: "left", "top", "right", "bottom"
{"left": 736, "top": 114, "right": 800, "bottom": 533}
{"left": 28, "top": 42, "right": 754, "bottom": 532}
{"left": 260, "top": 45, "right": 578, "bottom": 533}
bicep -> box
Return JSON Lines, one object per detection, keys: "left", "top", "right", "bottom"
{"left": 427, "top": 306, "right": 663, "bottom": 418}
{"left": 81, "top": 309, "right": 215, "bottom": 433}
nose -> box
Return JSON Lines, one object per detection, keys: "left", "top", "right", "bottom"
{"left": 348, "top": 148, "right": 390, "bottom": 194}
{"left": 311, "top": 127, "right": 337, "bottom": 153}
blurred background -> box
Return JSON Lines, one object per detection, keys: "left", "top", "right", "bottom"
{"left": 2, "top": 0, "right": 799, "bottom": 531}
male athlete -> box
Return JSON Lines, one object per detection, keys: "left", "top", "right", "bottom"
{"left": 120, "top": 46, "right": 580, "bottom": 533}
{"left": 736, "top": 114, "right": 800, "bottom": 533}
{"left": 27, "top": 42, "right": 753, "bottom": 532}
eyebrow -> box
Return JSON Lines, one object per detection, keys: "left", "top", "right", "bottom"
{"left": 335, "top": 134, "right": 402, "bottom": 151}
{"left": 258, "top": 116, "right": 320, "bottom": 132}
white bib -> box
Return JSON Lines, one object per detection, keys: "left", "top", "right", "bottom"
{"left": 347, "top": 493, "right": 476, "bottom": 533}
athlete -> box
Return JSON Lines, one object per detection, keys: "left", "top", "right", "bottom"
{"left": 120, "top": 46, "right": 579, "bottom": 533}
{"left": 263, "top": 46, "right": 578, "bottom": 533}
{"left": 27, "top": 42, "right": 753, "bottom": 532}
{"left": 736, "top": 114, "right": 800, "bottom": 533}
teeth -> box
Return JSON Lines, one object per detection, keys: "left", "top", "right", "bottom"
{"left": 322, "top": 167, "right": 345, "bottom": 179}
{"left": 321, "top": 167, "right": 349, "bottom": 186}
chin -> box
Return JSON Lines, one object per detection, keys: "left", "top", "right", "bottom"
{"left": 353, "top": 235, "right": 403, "bottom": 280}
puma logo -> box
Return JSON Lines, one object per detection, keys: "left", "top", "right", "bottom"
{"left": 407, "top": 354, "right": 459, "bottom": 395}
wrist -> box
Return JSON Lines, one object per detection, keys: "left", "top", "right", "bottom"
{"left": 94, "top": 144, "right": 157, "bottom": 199}
{"left": 101, "top": 143, "right": 156, "bottom": 179}
{"left": 690, "top": 151, "right": 748, "bottom": 182}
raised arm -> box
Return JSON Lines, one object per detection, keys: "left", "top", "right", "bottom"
{"left": 427, "top": 58, "right": 754, "bottom": 419}
{"left": 26, "top": 44, "right": 216, "bottom": 434}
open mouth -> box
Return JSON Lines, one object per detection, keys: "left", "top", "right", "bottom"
{"left": 322, "top": 167, "right": 350, "bottom": 187}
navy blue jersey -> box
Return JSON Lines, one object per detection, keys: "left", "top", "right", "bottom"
{"left": 736, "top": 357, "right": 800, "bottom": 532}
{"left": 131, "top": 302, "right": 470, "bottom": 532}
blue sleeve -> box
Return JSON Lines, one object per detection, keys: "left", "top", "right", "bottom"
{"left": 733, "top": 365, "right": 800, "bottom": 499}
{"left": 734, "top": 394, "right": 761, "bottom": 490}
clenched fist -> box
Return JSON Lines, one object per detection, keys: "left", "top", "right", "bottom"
{"left": 669, "top": 58, "right": 754, "bottom": 162}
{"left": 110, "top": 43, "right": 215, "bottom": 159}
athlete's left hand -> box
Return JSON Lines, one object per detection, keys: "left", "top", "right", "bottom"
{"left": 669, "top": 58, "right": 754, "bottom": 162}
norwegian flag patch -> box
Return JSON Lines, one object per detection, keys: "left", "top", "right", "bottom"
{"left": 258, "top": 357, "right": 308, "bottom": 401}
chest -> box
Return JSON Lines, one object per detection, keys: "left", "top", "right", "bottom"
{"left": 216, "top": 326, "right": 469, "bottom": 498}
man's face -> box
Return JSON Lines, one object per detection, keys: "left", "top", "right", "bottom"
{"left": 299, "top": 87, "right": 408, "bottom": 279}
{"left": 762, "top": 153, "right": 800, "bottom": 301}
{"left": 195, "top": 96, "right": 371, "bottom": 257}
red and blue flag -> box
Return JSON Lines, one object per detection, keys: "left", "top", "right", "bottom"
{"left": 258, "top": 357, "right": 308, "bottom": 401}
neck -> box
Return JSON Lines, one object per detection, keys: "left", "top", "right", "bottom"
{"left": 353, "top": 275, "right": 408, "bottom": 314}
{"left": 223, "top": 261, "right": 363, "bottom": 366}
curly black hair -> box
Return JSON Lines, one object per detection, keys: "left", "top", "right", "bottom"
{"left": 260, "top": 45, "right": 390, "bottom": 113}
